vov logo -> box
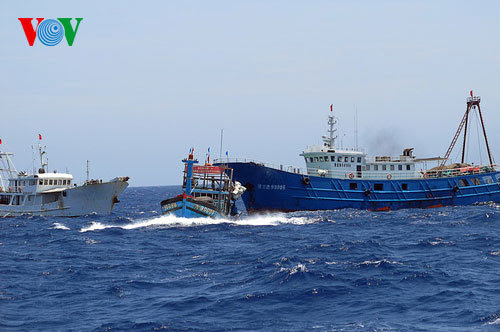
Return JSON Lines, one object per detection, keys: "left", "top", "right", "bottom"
{"left": 18, "top": 18, "right": 83, "bottom": 46}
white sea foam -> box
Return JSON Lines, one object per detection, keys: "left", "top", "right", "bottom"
{"left": 484, "top": 317, "right": 500, "bottom": 325}
{"left": 356, "top": 259, "right": 402, "bottom": 267}
{"left": 279, "top": 263, "right": 308, "bottom": 275}
{"left": 51, "top": 222, "right": 70, "bottom": 230}
{"left": 79, "top": 213, "right": 319, "bottom": 232}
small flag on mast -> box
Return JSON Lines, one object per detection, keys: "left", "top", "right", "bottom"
{"left": 330, "top": 104, "right": 333, "bottom": 112}
{"left": 38, "top": 134, "right": 42, "bottom": 140}
{"left": 470, "top": 90, "right": 473, "bottom": 97}
{"left": 0, "top": 139, "right": 2, "bottom": 144}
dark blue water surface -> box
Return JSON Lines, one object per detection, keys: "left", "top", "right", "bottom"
{"left": 2, "top": 186, "right": 500, "bottom": 331}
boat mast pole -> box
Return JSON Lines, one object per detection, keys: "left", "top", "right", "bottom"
{"left": 461, "top": 103, "right": 470, "bottom": 164}
{"left": 86, "top": 160, "right": 90, "bottom": 182}
{"left": 476, "top": 102, "right": 494, "bottom": 166}
{"left": 219, "top": 129, "right": 224, "bottom": 161}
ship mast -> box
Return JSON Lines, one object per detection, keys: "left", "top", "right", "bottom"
{"left": 323, "top": 104, "right": 338, "bottom": 148}
{"left": 440, "top": 92, "right": 494, "bottom": 168}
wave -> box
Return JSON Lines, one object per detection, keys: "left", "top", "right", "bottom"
{"left": 51, "top": 222, "right": 70, "bottom": 230}
{"left": 79, "top": 213, "right": 320, "bottom": 232}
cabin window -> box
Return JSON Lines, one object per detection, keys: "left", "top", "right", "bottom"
{"left": 344, "top": 156, "right": 349, "bottom": 162}
{"left": 382, "top": 165, "right": 387, "bottom": 171}
{"left": 471, "top": 178, "right": 481, "bottom": 186}
{"left": 314, "top": 157, "right": 319, "bottom": 162}
{"left": 42, "top": 193, "right": 58, "bottom": 204}
{"left": 39, "top": 180, "right": 43, "bottom": 185}
{"left": 319, "top": 156, "right": 324, "bottom": 162}
{"left": 309, "top": 158, "right": 313, "bottom": 162}
{"left": 374, "top": 165, "right": 379, "bottom": 171}
{"left": 406, "top": 165, "right": 411, "bottom": 171}
{"left": 398, "top": 165, "right": 403, "bottom": 171}
{"left": 459, "top": 179, "right": 470, "bottom": 187}
{"left": 402, "top": 183, "right": 408, "bottom": 190}
{"left": 68, "top": 181, "right": 71, "bottom": 186}
{"left": 366, "top": 165, "right": 370, "bottom": 171}
{"left": 350, "top": 183, "right": 358, "bottom": 190}
{"left": 351, "top": 157, "right": 355, "bottom": 162}
{"left": 482, "top": 176, "right": 494, "bottom": 184}
{"left": 336, "top": 156, "right": 341, "bottom": 162}
{"left": 43, "top": 180, "right": 48, "bottom": 185}
{"left": 374, "top": 183, "right": 383, "bottom": 191}
{"left": 357, "top": 157, "right": 362, "bottom": 163}
{"left": 330, "top": 156, "right": 335, "bottom": 162}
{"left": 390, "top": 165, "right": 395, "bottom": 171}
{"left": 49, "top": 180, "right": 53, "bottom": 185}
{"left": 29, "top": 180, "right": 35, "bottom": 186}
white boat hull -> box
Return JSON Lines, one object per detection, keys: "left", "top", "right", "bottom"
{"left": 0, "top": 179, "right": 128, "bottom": 217}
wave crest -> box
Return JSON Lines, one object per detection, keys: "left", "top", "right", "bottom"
{"left": 80, "top": 213, "right": 320, "bottom": 232}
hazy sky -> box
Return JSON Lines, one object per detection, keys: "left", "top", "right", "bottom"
{"left": 1, "top": 1, "right": 499, "bottom": 185}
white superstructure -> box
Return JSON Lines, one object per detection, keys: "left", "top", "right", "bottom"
{"left": 0, "top": 144, "right": 128, "bottom": 217}
{"left": 299, "top": 106, "right": 436, "bottom": 180}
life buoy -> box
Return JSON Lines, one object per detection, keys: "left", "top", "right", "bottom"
{"left": 423, "top": 173, "right": 429, "bottom": 179}
{"left": 349, "top": 173, "right": 354, "bottom": 179}
{"left": 386, "top": 174, "right": 392, "bottom": 180}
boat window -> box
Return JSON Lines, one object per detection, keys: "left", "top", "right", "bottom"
{"left": 366, "top": 165, "right": 370, "bottom": 171}
{"left": 390, "top": 165, "right": 395, "bottom": 171}
{"left": 398, "top": 165, "right": 403, "bottom": 171}
{"left": 482, "top": 176, "right": 494, "bottom": 184}
{"left": 319, "top": 156, "right": 323, "bottom": 162}
{"left": 344, "top": 156, "right": 349, "bottom": 162}
{"left": 337, "top": 156, "right": 342, "bottom": 162}
{"left": 49, "top": 180, "right": 53, "bottom": 185}
{"left": 309, "top": 158, "right": 313, "bottom": 162}
{"left": 349, "top": 183, "right": 358, "bottom": 190}
{"left": 42, "top": 193, "right": 58, "bottom": 204}
{"left": 330, "top": 156, "right": 335, "bottom": 162}
{"left": 374, "top": 183, "right": 383, "bottom": 191}
{"left": 39, "top": 180, "right": 43, "bottom": 185}
{"left": 459, "top": 179, "right": 470, "bottom": 187}
{"left": 314, "top": 157, "right": 319, "bottom": 162}
{"left": 357, "top": 157, "right": 362, "bottom": 163}
{"left": 470, "top": 178, "right": 481, "bottom": 186}
{"left": 374, "top": 165, "right": 379, "bottom": 171}
{"left": 382, "top": 165, "right": 387, "bottom": 171}
{"left": 402, "top": 183, "right": 408, "bottom": 190}
{"left": 44, "top": 180, "right": 48, "bottom": 185}
{"left": 406, "top": 165, "right": 411, "bottom": 171}
{"left": 351, "top": 157, "right": 355, "bottom": 162}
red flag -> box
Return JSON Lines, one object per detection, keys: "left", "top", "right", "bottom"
{"left": 0, "top": 139, "right": 2, "bottom": 144}
{"left": 330, "top": 104, "right": 333, "bottom": 112}
{"left": 38, "top": 134, "right": 42, "bottom": 140}
{"left": 470, "top": 90, "right": 473, "bottom": 97}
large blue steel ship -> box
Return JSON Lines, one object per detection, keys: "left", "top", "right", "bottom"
{"left": 217, "top": 94, "right": 500, "bottom": 212}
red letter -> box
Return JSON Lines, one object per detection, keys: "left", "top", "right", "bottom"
{"left": 18, "top": 18, "right": 44, "bottom": 46}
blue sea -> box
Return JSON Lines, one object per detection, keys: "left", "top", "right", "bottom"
{"left": 2, "top": 186, "right": 500, "bottom": 332}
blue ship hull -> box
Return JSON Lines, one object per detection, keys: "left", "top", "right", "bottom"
{"left": 225, "top": 162, "right": 500, "bottom": 212}
{"left": 161, "top": 194, "right": 223, "bottom": 218}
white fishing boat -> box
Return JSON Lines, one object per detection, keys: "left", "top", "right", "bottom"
{"left": 0, "top": 141, "right": 129, "bottom": 217}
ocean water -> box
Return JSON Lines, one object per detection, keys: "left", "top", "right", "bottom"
{"left": 1, "top": 186, "right": 500, "bottom": 332}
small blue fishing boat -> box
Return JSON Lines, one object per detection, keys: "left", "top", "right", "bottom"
{"left": 161, "top": 150, "right": 245, "bottom": 218}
